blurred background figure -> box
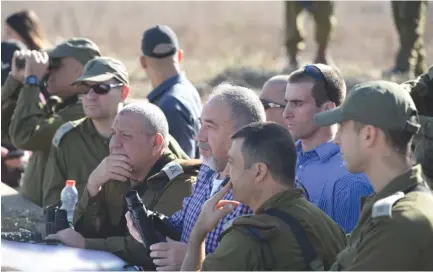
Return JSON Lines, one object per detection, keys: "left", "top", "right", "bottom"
{"left": 383, "top": 1, "right": 428, "bottom": 80}
{"left": 2, "top": 9, "right": 50, "bottom": 50}
{"left": 283, "top": 1, "right": 336, "bottom": 72}
{"left": 1, "top": 42, "right": 29, "bottom": 188}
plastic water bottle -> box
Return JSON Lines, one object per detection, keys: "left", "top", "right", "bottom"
{"left": 60, "top": 180, "right": 78, "bottom": 223}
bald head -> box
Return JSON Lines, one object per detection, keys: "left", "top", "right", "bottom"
{"left": 259, "top": 75, "right": 288, "bottom": 126}
{"left": 119, "top": 102, "right": 169, "bottom": 149}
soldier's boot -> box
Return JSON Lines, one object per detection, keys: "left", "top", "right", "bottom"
{"left": 282, "top": 51, "right": 301, "bottom": 74}
{"left": 382, "top": 67, "right": 415, "bottom": 83}
{"left": 313, "top": 44, "right": 334, "bottom": 67}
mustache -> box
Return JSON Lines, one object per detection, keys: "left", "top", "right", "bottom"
{"left": 197, "top": 142, "right": 212, "bottom": 151}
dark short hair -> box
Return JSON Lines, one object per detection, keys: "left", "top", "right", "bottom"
{"left": 231, "top": 122, "right": 297, "bottom": 186}
{"left": 354, "top": 121, "right": 414, "bottom": 156}
{"left": 288, "top": 64, "right": 346, "bottom": 107}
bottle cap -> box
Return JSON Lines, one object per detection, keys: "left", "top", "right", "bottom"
{"left": 66, "top": 180, "right": 76, "bottom": 186}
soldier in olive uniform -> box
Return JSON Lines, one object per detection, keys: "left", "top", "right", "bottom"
{"left": 284, "top": 1, "right": 336, "bottom": 71}
{"left": 402, "top": 65, "right": 433, "bottom": 182}
{"left": 383, "top": 1, "right": 428, "bottom": 79}
{"left": 4, "top": 38, "right": 101, "bottom": 206}
{"left": 46, "top": 102, "right": 200, "bottom": 268}
{"left": 41, "top": 56, "right": 129, "bottom": 206}
{"left": 43, "top": 56, "right": 190, "bottom": 206}
{"left": 129, "top": 122, "right": 347, "bottom": 270}
{"left": 314, "top": 81, "right": 433, "bottom": 270}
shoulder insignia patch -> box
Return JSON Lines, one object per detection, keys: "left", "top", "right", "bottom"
{"left": 162, "top": 161, "right": 184, "bottom": 181}
{"left": 372, "top": 191, "right": 405, "bottom": 218}
{"left": 52, "top": 122, "right": 75, "bottom": 148}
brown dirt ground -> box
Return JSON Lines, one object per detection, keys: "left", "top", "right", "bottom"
{"left": 2, "top": 1, "right": 433, "bottom": 100}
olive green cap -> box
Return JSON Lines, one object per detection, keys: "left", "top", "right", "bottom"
{"left": 72, "top": 56, "right": 129, "bottom": 85}
{"left": 49, "top": 37, "right": 101, "bottom": 65}
{"left": 314, "top": 80, "right": 421, "bottom": 134}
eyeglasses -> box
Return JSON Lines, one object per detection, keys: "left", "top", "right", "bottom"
{"left": 260, "top": 99, "right": 286, "bottom": 110}
{"left": 303, "top": 64, "right": 330, "bottom": 100}
{"left": 80, "top": 83, "right": 124, "bottom": 95}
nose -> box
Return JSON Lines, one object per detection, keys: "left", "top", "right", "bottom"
{"left": 109, "top": 133, "right": 122, "bottom": 151}
{"left": 85, "top": 88, "right": 99, "bottom": 99}
{"left": 282, "top": 103, "right": 293, "bottom": 120}
{"left": 195, "top": 124, "right": 207, "bottom": 143}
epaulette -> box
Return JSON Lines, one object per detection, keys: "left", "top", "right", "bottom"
{"left": 371, "top": 191, "right": 405, "bottom": 218}
{"left": 161, "top": 161, "right": 185, "bottom": 181}
{"left": 52, "top": 118, "right": 85, "bottom": 148}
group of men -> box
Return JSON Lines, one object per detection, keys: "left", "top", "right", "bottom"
{"left": 1, "top": 19, "right": 433, "bottom": 272}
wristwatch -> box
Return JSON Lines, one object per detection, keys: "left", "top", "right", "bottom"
{"left": 25, "top": 75, "right": 39, "bottom": 86}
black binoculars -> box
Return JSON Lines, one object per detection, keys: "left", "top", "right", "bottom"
{"left": 44, "top": 204, "right": 70, "bottom": 236}
{"left": 125, "top": 190, "right": 180, "bottom": 250}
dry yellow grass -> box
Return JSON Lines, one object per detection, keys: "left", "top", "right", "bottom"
{"left": 2, "top": 1, "right": 433, "bottom": 99}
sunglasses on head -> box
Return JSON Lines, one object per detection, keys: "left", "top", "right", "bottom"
{"left": 303, "top": 64, "right": 330, "bottom": 99}
{"left": 260, "top": 99, "right": 286, "bottom": 110}
{"left": 80, "top": 83, "right": 124, "bottom": 95}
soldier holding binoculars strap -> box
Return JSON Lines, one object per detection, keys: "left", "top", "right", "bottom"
{"left": 1, "top": 37, "right": 100, "bottom": 206}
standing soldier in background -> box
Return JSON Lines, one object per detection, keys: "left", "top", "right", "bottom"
{"left": 6, "top": 38, "right": 101, "bottom": 206}
{"left": 383, "top": 1, "right": 428, "bottom": 80}
{"left": 283, "top": 1, "right": 336, "bottom": 72}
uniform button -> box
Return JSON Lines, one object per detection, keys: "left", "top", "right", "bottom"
{"left": 299, "top": 165, "right": 303, "bottom": 169}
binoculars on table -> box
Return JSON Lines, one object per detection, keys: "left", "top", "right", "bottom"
{"left": 125, "top": 190, "right": 180, "bottom": 250}
{"left": 44, "top": 204, "right": 70, "bottom": 236}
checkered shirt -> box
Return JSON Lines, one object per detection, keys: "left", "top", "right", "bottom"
{"left": 169, "top": 164, "right": 251, "bottom": 254}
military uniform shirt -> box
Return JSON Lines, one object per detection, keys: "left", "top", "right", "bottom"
{"left": 42, "top": 117, "right": 110, "bottom": 207}
{"left": 202, "top": 189, "right": 347, "bottom": 271}
{"left": 8, "top": 84, "right": 85, "bottom": 206}
{"left": 331, "top": 165, "right": 433, "bottom": 270}
{"left": 73, "top": 151, "right": 199, "bottom": 266}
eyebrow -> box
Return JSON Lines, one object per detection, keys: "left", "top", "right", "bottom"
{"left": 201, "top": 118, "right": 219, "bottom": 127}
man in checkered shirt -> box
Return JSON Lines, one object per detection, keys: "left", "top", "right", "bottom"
{"left": 142, "top": 83, "right": 266, "bottom": 270}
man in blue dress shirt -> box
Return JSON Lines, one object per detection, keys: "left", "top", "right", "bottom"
{"left": 283, "top": 63, "right": 374, "bottom": 233}
{"left": 140, "top": 25, "right": 202, "bottom": 158}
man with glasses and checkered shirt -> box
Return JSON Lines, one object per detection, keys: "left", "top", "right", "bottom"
{"left": 283, "top": 64, "right": 374, "bottom": 233}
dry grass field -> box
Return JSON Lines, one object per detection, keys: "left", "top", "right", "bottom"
{"left": 2, "top": 1, "right": 433, "bottom": 99}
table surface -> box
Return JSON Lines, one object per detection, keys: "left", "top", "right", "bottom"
{"left": 1, "top": 182, "right": 45, "bottom": 234}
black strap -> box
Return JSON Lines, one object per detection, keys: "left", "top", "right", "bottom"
{"left": 403, "top": 183, "right": 433, "bottom": 194}
{"left": 265, "top": 208, "right": 324, "bottom": 271}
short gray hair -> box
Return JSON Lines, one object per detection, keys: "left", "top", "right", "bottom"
{"left": 210, "top": 83, "right": 266, "bottom": 130}
{"left": 119, "top": 102, "right": 169, "bottom": 148}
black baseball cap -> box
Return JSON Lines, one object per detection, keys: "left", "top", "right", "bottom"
{"left": 141, "top": 25, "right": 179, "bottom": 59}
{"left": 1, "top": 39, "right": 26, "bottom": 85}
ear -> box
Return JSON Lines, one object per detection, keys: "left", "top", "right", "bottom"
{"left": 321, "top": 101, "right": 336, "bottom": 111}
{"left": 151, "top": 133, "right": 165, "bottom": 155}
{"left": 361, "top": 125, "right": 378, "bottom": 149}
{"left": 140, "top": 55, "right": 147, "bottom": 69}
{"left": 177, "top": 49, "right": 184, "bottom": 64}
{"left": 120, "top": 85, "right": 130, "bottom": 101}
{"left": 253, "top": 162, "right": 268, "bottom": 183}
